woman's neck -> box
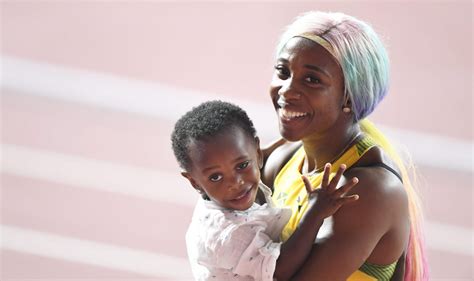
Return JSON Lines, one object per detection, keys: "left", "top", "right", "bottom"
{"left": 301, "top": 125, "right": 361, "bottom": 174}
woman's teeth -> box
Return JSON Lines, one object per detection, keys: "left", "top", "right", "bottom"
{"left": 279, "top": 108, "right": 308, "bottom": 119}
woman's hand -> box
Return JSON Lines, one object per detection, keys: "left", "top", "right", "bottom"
{"left": 303, "top": 163, "right": 359, "bottom": 219}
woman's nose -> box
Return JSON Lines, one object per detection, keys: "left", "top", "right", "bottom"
{"left": 278, "top": 78, "right": 301, "bottom": 102}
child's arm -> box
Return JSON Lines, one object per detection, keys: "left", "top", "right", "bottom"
{"left": 273, "top": 163, "right": 359, "bottom": 281}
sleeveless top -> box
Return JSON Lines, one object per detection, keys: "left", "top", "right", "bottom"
{"left": 272, "top": 135, "right": 398, "bottom": 281}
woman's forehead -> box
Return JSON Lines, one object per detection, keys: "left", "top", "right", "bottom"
{"left": 279, "top": 37, "right": 335, "bottom": 63}
{"left": 278, "top": 37, "right": 341, "bottom": 76}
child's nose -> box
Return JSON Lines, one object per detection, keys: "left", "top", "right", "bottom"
{"left": 228, "top": 175, "right": 244, "bottom": 190}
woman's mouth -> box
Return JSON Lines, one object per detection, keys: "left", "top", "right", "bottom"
{"left": 279, "top": 108, "right": 309, "bottom": 121}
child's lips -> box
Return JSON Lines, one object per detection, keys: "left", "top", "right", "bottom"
{"left": 232, "top": 187, "right": 251, "bottom": 201}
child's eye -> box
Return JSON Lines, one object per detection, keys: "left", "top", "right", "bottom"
{"left": 209, "top": 174, "right": 223, "bottom": 182}
{"left": 237, "top": 161, "right": 250, "bottom": 170}
{"left": 305, "top": 76, "right": 321, "bottom": 84}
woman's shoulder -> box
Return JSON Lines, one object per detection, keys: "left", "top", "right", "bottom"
{"left": 336, "top": 146, "right": 410, "bottom": 265}
{"left": 261, "top": 141, "right": 302, "bottom": 188}
{"left": 343, "top": 146, "right": 407, "bottom": 209}
{"left": 350, "top": 146, "right": 402, "bottom": 181}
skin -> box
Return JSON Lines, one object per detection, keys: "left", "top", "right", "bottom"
{"left": 181, "top": 126, "right": 263, "bottom": 211}
{"left": 262, "top": 37, "right": 410, "bottom": 281}
{"left": 182, "top": 125, "right": 360, "bottom": 280}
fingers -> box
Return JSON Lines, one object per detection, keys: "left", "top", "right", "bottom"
{"left": 321, "top": 163, "right": 331, "bottom": 188}
{"left": 334, "top": 194, "right": 360, "bottom": 206}
{"left": 301, "top": 175, "right": 313, "bottom": 194}
{"left": 325, "top": 164, "right": 347, "bottom": 192}
{"left": 307, "top": 164, "right": 358, "bottom": 199}
{"left": 332, "top": 177, "right": 359, "bottom": 198}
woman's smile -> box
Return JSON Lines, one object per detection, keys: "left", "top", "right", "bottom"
{"left": 279, "top": 107, "right": 309, "bottom": 120}
{"left": 277, "top": 106, "right": 313, "bottom": 135}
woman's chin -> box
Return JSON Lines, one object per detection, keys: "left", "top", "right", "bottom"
{"left": 279, "top": 127, "right": 302, "bottom": 142}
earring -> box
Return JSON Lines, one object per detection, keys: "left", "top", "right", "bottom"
{"left": 343, "top": 107, "right": 351, "bottom": 113}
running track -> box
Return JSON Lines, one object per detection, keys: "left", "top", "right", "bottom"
{"left": 1, "top": 2, "right": 472, "bottom": 281}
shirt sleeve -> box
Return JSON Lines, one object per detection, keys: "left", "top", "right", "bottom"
{"left": 212, "top": 222, "right": 281, "bottom": 281}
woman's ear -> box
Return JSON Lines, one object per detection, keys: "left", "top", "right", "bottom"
{"left": 342, "top": 94, "right": 352, "bottom": 111}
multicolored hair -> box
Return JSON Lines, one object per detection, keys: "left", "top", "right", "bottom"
{"left": 276, "top": 11, "right": 429, "bottom": 280}
{"left": 361, "top": 119, "right": 429, "bottom": 281}
{"left": 275, "top": 11, "right": 390, "bottom": 122}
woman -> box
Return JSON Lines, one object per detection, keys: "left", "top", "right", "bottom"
{"left": 261, "top": 11, "right": 428, "bottom": 281}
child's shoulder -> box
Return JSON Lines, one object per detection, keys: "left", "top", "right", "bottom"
{"left": 191, "top": 199, "right": 249, "bottom": 232}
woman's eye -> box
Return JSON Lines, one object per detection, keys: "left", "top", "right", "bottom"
{"left": 237, "top": 161, "right": 250, "bottom": 170}
{"left": 209, "top": 174, "right": 222, "bottom": 182}
{"left": 305, "top": 76, "right": 321, "bottom": 84}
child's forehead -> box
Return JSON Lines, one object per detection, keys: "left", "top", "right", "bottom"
{"left": 195, "top": 125, "right": 253, "bottom": 144}
{"left": 187, "top": 126, "right": 256, "bottom": 156}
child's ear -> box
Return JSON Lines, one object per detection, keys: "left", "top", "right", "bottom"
{"left": 181, "top": 172, "right": 204, "bottom": 194}
{"left": 255, "top": 137, "right": 263, "bottom": 169}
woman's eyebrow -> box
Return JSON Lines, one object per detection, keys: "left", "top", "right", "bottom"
{"left": 304, "top": 64, "right": 331, "bottom": 77}
{"left": 276, "top": 58, "right": 289, "bottom": 64}
{"left": 277, "top": 57, "right": 331, "bottom": 78}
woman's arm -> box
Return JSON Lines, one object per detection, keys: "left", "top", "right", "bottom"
{"left": 261, "top": 137, "right": 288, "bottom": 164}
{"left": 291, "top": 168, "right": 410, "bottom": 281}
{"left": 261, "top": 141, "right": 301, "bottom": 188}
{"left": 390, "top": 252, "right": 406, "bottom": 281}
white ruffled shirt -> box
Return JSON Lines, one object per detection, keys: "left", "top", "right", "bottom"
{"left": 186, "top": 182, "right": 292, "bottom": 281}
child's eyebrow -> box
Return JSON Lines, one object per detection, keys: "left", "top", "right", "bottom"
{"left": 201, "top": 156, "right": 249, "bottom": 173}
{"left": 202, "top": 165, "right": 219, "bottom": 173}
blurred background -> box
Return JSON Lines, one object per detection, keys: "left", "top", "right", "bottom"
{"left": 1, "top": 1, "right": 472, "bottom": 280}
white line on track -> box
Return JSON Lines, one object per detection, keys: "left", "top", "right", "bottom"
{"left": 2, "top": 55, "right": 473, "bottom": 173}
{"left": 1, "top": 143, "right": 199, "bottom": 206}
{"left": 424, "top": 221, "right": 473, "bottom": 257}
{"left": 1, "top": 143, "right": 472, "bottom": 257}
{"left": 0, "top": 224, "right": 193, "bottom": 279}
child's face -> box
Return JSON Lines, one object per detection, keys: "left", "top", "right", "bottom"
{"left": 182, "top": 126, "right": 263, "bottom": 211}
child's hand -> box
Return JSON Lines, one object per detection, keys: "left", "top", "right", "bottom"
{"left": 303, "top": 163, "right": 359, "bottom": 219}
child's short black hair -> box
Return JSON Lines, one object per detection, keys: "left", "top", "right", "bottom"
{"left": 171, "top": 100, "right": 257, "bottom": 171}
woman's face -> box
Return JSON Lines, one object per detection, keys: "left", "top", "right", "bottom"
{"left": 270, "top": 37, "right": 346, "bottom": 142}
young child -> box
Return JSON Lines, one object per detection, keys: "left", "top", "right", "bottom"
{"left": 171, "top": 100, "right": 359, "bottom": 281}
